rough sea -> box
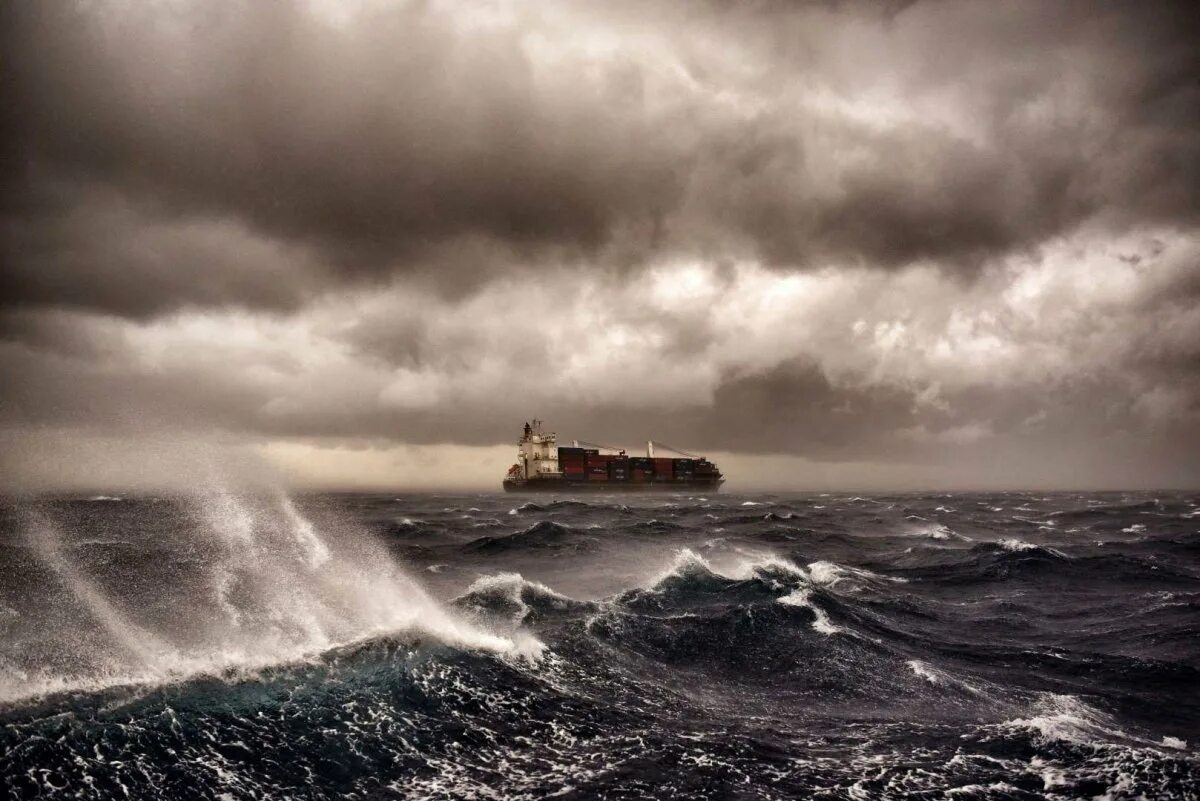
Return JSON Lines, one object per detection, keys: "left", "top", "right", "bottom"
{"left": 1, "top": 490, "right": 1197, "bottom": 800}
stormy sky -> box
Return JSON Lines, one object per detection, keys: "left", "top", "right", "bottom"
{"left": 2, "top": 0, "right": 1198, "bottom": 491}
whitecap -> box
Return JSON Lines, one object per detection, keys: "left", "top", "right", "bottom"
{"left": 777, "top": 588, "right": 840, "bottom": 635}
{"left": 998, "top": 538, "right": 1038, "bottom": 552}
{"left": 454, "top": 572, "right": 575, "bottom": 626}
{"left": 996, "top": 693, "right": 1129, "bottom": 746}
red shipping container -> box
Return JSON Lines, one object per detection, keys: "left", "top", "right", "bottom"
{"left": 654, "top": 458, "right": 674, "bottom": 475}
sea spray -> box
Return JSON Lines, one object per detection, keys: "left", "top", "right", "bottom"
{"left": 1, "top": 490, "right": 540, "bottom": 703}
{"left": 19, "top": 510, "right": 179, "bottom": 671}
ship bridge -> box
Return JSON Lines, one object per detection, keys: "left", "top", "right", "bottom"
{"left": 517, "top": 420, "right": 560, "bottom": 479}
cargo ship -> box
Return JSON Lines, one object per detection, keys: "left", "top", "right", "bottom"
{"left": 502, "top": 420, "right": 725, "bottom": 492}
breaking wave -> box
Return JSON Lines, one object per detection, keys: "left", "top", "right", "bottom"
{"left": 0, "top": 492, "right": 539, "bottom": 705}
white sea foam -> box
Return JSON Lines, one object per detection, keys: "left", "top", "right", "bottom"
{"left": 945, "top": 783, "right": 1019, "bottom": 797}
{"left": 777, "top": 588, "right": 840, "bottom": 635}
{"left": 806, "top": 560, "right": 907, "bottom": 588}
{"left": 998, "top": 538, "right": 1038, "bottom": 552}
{"left": 906, "top": 659, "right": 981, "bottom": 694}
{"left": 996, "top": 539, "right": 1068, "bottom": 558}
{"left": 908, "top": 522, "right": 968, "bottom": 541}
{"left": 998, "top": 694, "right": 1129, "bottom": 746}
{"left": 907, "top": 659, "right": 941, "bottom": 684}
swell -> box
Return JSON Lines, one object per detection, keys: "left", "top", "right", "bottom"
{"left": 461, "top": 520, "right": 601, "bottom": 554}
{"left": 885, "top": 540, "right": 1200, "bottom": 586}
{"left": 4, "top": 491, "right": 1199, "bottom": 800}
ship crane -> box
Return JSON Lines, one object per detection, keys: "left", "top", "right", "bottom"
{"left": 576, "top": 439, "right": 625, "bottom": 455}
{"left": 575, "top": 439, "right": 700, "bottom": 459}
{"left": 648, "top": 440, "right": 701, "bottom": 459}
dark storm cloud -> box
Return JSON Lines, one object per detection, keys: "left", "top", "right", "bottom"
{"left": 2, "top": 0, "right": 682, "bottom": 314}
{"left": 2, "top": 0, "right": 1199, "bottom": 491}
{"left": 3, "top": 0, "right": 1199, "bottom": 317}
{"left": 0, "top": 187, "right": 323, "bottom": 318}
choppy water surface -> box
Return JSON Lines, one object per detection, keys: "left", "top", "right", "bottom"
{"left": 1, "top": 491, "right": 1198, "bottom": 799}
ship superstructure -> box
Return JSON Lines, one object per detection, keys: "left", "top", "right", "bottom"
{"left": 503, "top": 420, "right": 724, "bottom": 492}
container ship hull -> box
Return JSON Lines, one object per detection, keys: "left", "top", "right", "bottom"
{"left": 503, "top": 421, "right": 725, "bottom": 493}
{"left": 503, "top": 476, "right": 724, "bottom": 493}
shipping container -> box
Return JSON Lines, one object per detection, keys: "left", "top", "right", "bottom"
{"left": 504, "top": 421, "right": 724, "bottom": 492}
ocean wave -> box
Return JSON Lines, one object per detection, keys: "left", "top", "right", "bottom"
{"left": 1048, "top": 499, "right": 1162, "bottom": 521}
{"left": 0, "top": 617, "right": 543, "bottom": 708}
{"left": 905, "top": 659, "right": 983, "bottom": 695}
{"left": 777, "top": 588, "right": 841, "bottom": 635}
{"left": 906, "top": 522, "right": 972, "bottom": 542}
{"left": 623, "top": 518, "right": 684, "bottom": 533}
{"left": 508, "top": 500, "right": 595, "bottom": 515}
{"left": 0, "top": 493, "right": 543, "bottom": 706}
{"left": 607, "top": 549, "right": 913, "bottom": 639}
{"left": 5, "top": 490, "right": 1197, "bottom": 799}
{"left": 462, "top": 521, "right": 599, "bottom": 554}
{"left": 994, "top": 538, "right": 1068, "bottom": 558}
{"left": 988, "top": 693, "right": 1132, "bottom": 747}
{"left": 453, "top": 573, "right": 594, "bottom": 624}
